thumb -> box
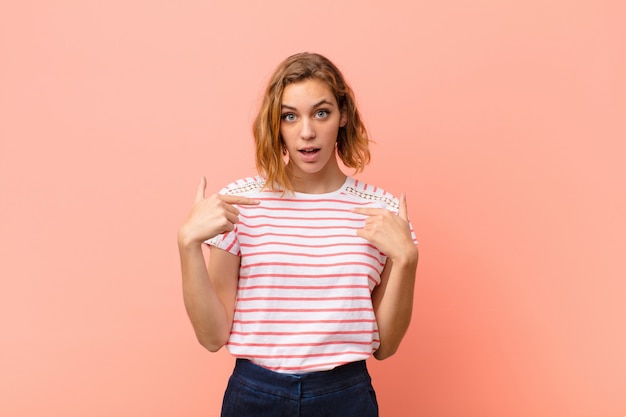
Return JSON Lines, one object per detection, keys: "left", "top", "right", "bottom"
{"left": 398, "top": 193, "right": 409, "bottom": 221}
{"left": 195, "top": 176, "right": 206, "bottom": 204}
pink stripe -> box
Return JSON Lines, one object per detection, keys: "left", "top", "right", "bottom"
{"left": 241, "top": 351, "right": 371, "bottom": 360}
{"left": 238, "top": 231, "right": 361, "bottom": 239}
{"left": 233, "top": 319, "right": 376, "bottom": 324}
{"left": 236, "top": 296, "right": 371, "bottom": 302}
{"left": 231, "top": 330, "right": 377, "bottom": 336}
{"left": 243, "top": 251, "right": 381, "bottom": 262}
{"left": 240, "top": 261, "right": 384, "bottom": 271}
{"left": 239, "top": 272, "right": 371, "bottom": 279}
{"left": 228, "top": 340, "right": 375, "bottom": 347}
{"left": 235, "top": 308, "right": 373, "bottom": 313}
{"left": 247, "top": 206, "right": 353, "bottom": 212}
{"left": 239, "top": 273, "right": 369, "bottom": 279}
{"left": 238, "top": 273, "right": 380, "bottom": 288}
{"left": 225, "top": 239, "right": 237, "bottom": 253}
{"left": 250, "top": 197, "right": 372, "bottom": 205}
{"left": 241, "top": 205, "right": 370, "bottom": 213}
{"left": 240, "top": 240, "right": 377, "bottom": 250}
{"left": 240, "top": 222, "right": 362, "bottom": 230}
{"left": 242, "top": 214, "right": 364, "bottom": 222}
{"left": 238, "top": 285, "right": 368, "bottom": 290}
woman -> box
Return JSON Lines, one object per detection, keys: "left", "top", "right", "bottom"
{"left": 178, "top": 52, "right": 418, "bottom": 417}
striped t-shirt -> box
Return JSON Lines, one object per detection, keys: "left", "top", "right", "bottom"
{"left": 206, "top": 176, "right": 417, "bottom": 373}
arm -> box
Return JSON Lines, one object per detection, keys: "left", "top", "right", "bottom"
{"left": 371, "top": 247, "right": 418, "bottom": 359}
{"left": 177, "top": 177, "right": 259, "bottom": 352}
{"left": 178, "top": 240, "right": 240, "bottom": 352}
{"left": 352, "top": 193, "right": 419, "bottom": 360}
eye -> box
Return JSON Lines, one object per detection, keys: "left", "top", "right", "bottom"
{"left": 281, "top": 113, "right": 296, "bottom": 122}
{"left": 315, "top": 109, "right": 330, "bottom": 119}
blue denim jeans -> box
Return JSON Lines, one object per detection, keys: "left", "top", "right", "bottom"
{"left": 220, "top": 359, "right": 379, "bottom": 417}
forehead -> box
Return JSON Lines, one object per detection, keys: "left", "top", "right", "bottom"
{"left": 281, "top": 78, "right": 337, "bottom": 107}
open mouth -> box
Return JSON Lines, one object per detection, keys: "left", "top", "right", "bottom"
{"left": 299, "top": 148, "right": 320, "bottom": 155}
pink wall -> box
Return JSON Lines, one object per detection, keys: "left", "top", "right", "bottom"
{"left": 1, "top": 1, "right": 625, "bottom": 416}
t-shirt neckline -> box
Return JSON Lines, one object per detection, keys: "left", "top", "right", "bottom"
{"left": 291, "top": 176, "right": 353, "bottom": 198}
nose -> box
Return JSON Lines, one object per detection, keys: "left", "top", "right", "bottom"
{"left": 300, "top": 118, "right": 316, "bottom": 140}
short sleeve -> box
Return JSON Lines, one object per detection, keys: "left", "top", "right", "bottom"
{"left": 204, "top": 229, "right": 240, "bottom": 255}
{"left": 201, "top": 176, "right": 266, "bottom": 256}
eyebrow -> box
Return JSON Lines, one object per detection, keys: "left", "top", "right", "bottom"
{"left": 281, "top": 99, "right": 335, "bottom": 111}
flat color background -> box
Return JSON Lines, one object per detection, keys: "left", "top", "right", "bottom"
{"left": 1, "top": 1, "right": 625, "bottom": 416}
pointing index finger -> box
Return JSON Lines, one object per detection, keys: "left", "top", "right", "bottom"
{"left": 351, "top": 207, "right": 387, "bottom": 216}
{"left": 220, "top": 194, "right": 261, "bottom": 205}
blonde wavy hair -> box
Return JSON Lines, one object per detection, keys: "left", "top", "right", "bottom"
{"left": 253, "top": 52, "right": 371, "bottom": 192}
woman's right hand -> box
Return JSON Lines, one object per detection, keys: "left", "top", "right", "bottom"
{"left": 178, "top": 176, "right": 260, "bottom": 247}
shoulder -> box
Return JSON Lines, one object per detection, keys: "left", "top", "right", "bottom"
{"left": 217, "top": 176, "right": 267, "bottom": 196}
{"left": 342, "top": 177, "right": 400, "bottom": 212}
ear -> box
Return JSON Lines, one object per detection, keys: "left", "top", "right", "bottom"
{"left": 339, "top": 109, "right": 348, "bottom": 127}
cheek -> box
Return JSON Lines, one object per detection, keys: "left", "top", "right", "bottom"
{"left": 321, "top": 124, "right": 341, "bottom": 141}
{"left": 279, "top": 126, "right": 293, "bottom": 144}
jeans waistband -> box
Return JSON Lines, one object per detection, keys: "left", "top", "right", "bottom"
{"left": 231, "top": 359, "right": 371, "bottom": 399}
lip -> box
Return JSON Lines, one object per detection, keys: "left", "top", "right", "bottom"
{"left": 298, "top": 147, "right": 321, "bottom": 162}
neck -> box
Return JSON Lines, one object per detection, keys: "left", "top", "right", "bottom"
{"left": 288, "top": 164, "right": 347, "bottom": 194}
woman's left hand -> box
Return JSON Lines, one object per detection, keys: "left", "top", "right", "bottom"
{"left": 352, "top": 193, "right": 417, "bottom": 262}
